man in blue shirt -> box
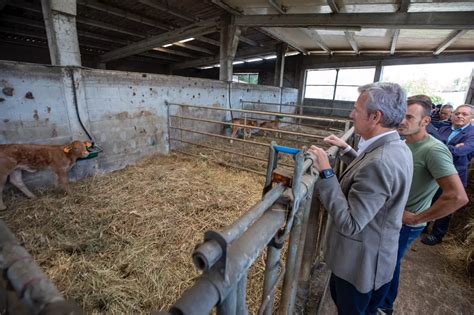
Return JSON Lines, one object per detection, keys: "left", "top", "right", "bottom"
{"left": 422, "top": 104, "right": 474, "bottom": 245}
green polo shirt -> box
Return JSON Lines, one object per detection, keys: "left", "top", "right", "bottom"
{"left": 406, "top": 135, "right": 457, "bottom": 227}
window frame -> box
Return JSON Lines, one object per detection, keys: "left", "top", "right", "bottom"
{"left": 232, "top": 72, "right": 259, "bottom": 84}
{"left": 304, "top": 67, "right": 376, "bottom": 101}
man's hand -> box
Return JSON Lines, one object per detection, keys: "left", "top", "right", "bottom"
{"left": 324, "top": 135, "right": 349, "bottom": 149}
{"left": 402, "top": 210, "right": 418, "bottom": 225}
{"left": 455, "top": 143, "right": 464, "bottom": 148}
{"left": 308, "top": 145, "right": 331, "bottom": 172}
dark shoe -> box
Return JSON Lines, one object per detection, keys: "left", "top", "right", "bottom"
{"left": 421, "top": 234, "right": 442, "bottom": 246}
{"left": 377, "top": 308, "right": 393, "bottom": 315}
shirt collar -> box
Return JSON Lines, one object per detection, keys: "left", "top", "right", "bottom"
{"left": 357, "top": 130, "right": 398, "bottom": 154}
{"left": 451, "top": 123, "right": 470, "bottom": 132}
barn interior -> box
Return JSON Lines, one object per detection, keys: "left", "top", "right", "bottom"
{"left": 1, "top": 1, "right": 474, "bottom": 314}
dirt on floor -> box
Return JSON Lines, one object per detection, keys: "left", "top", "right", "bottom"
{"left": 316, "top": 238, "right": 474, "bottom": 315}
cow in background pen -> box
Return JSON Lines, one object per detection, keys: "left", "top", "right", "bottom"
{"left": 229, "top": 118, "right": 259, "bottom": 143}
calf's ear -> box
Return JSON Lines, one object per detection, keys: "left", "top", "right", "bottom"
{"left": 63, "top": 145, "right": 72, "bottom": 153}
{"left": 84, "top": 141, "right": 92, "bottom": 148}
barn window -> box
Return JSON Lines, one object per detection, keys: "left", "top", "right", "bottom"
{"left": 305, "top": 67, "right": 376, "bottom": 101}
{"left": 233, "top": 73, "right": 259, "bottom": 84}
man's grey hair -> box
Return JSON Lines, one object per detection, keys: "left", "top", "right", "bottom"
{"left": 358, "top": 82, "right": 407, "bottom": 128}
{"left": 456, "top": 104, "right": 474, "bottom": 115}
{"left": 441, "top": 104, "right": 454, "bottom": 111}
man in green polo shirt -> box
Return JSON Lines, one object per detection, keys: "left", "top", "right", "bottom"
{"left": 379, "top": 96, "right": 469, "bottom": 314}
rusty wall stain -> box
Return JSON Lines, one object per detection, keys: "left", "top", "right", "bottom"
{"left": 2, "top": 87, "right": 13, "bottom": 96}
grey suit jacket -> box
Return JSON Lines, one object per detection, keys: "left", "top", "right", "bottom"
{"left": 316, "top": 132, "right": 413, "bottom": 293}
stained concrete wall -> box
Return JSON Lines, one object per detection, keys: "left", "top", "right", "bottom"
{"left": 0, "top": 60, "right": 298, "bottom": 188}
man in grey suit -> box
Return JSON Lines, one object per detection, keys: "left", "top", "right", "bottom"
{"left": 308, "top": 82, "right": 413, "bottom": 314}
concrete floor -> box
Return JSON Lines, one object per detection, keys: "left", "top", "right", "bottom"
{"left": 313, "top": 238, "right": 474, "bottom": 315}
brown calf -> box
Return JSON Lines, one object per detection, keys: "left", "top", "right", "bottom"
{"left": 229, "top": 118, "right": 259, "bottom": 143}
{"left": 0, "top": 140, "right": 91, "bottom": 210}
{"left": 259, "top": 120, "right": 282, "bottom": 138}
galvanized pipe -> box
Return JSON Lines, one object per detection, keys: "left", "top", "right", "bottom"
{"left": 278, "top": 202, "right": 305, "bottom": 315}
{"left": 242, "top": 100, "right": 353, "bottom": 112}
{"left": 168, "top": 205, "right": 288, "bottom": 315}
{"left": 193, "top": 184, "right": 286, "bottom": 271}
{"left": 236, "top": 274, "right": 248, "bottom": 315}
{"left": 171, "top": 114, "right": 326, "bottom": 140}
{"left": 0, "top": 220, "right": 81, "bottom": 315}
{"left": 167, "top": 102, "right": 348, "bottom": 123}
{"left": 260, "top": 241, "right": 283, "bottom": 315}
{"left": 299, "top": 195, "right": 322, "bottom": 283}
{"left": 217, "top": 284, "right": 237, "bottom": 315}
{"left": 289, "top": 187, "right": 314, "bottom": 312}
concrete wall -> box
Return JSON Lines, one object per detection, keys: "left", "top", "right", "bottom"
{"left": 0, "top": 60, "right": 298, "bottom": 188}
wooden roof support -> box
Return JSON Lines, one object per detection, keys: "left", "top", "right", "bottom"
{"left": 390, "top": 0, "right": 410, "bottom": 55}
{"left": 433, "top": 30, "right": 468, "bottom": 55}
{"left": 234, "top": 12, "right": 474, "bottom": 29}
{"left": 219, "top": 14, "right": 241, "bottom": 81}
{"left": 100, "top": 19, "right": 218, "bottom": 62}
{"left": 327, "top": 0, "right": 358, "bottom": 54}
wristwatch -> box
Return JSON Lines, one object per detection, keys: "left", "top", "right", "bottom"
{"left": 319, "top": 168, "right": 335, "bottom": 179}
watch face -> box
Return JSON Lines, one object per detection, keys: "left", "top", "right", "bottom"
{"left": 321, "top": 169, "right": 334, "bottom": 178}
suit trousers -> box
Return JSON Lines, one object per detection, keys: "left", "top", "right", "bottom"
{"left": 329, "top": 273, "right": 390, "bottom": 315}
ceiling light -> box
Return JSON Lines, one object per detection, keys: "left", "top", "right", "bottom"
{"left": 162, "top": 43, "right": 173, "bottom": 47}
{"left": 285, "top": 51, "right": 300, "bottom": 57}
{"left": 233, "top": 61, "right": 244, "bottom": 65}
{"left": 263, "top": 55, "right": 277, "bottom": 60}
{"left": 178, "top": 37, "right": 194, "bottom": 43}
{"left": 199, "top": 66, "right": 214, "bottom": 69}
{"left": 213, "top": 64, "right": 220, "bottom": 68}
{"left": 245, "top": 58, "right": 263, "bottom": 63}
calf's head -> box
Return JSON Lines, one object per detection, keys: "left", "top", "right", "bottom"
{"left": 63, "top": 141, "right": 91, "bottom": 158}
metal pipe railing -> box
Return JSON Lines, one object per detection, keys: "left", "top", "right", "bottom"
{"left": 160, "top": 126, "right": 356, "bottom": 315}
{"left": 0, "top": 220, "right": 82, "bottom": 315}
{"left": 241, "top": 100, "right": 352, "bottom": 112}
{"left": 167, "top": 102, "right": 349, "bottom": 123}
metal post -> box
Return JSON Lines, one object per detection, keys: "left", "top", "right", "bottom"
{"left": 279, "top": 203, "right": 305, "bottom": 315}
{"left": 236, "top": 275, "right": 248, "bottom": 315}
{"left": 217, "top": 284, "right": 237, "bottom": 315}
{"left": 298, "top": 192, "right": 322, "bottom": 285}
{"left": 261, "top": 239, "right": 283, "bottom": 315}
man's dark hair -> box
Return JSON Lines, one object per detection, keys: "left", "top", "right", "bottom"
{"left": 407, "top": 95, "right": 432, "bottom": 117}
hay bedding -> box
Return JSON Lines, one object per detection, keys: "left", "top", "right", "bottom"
{"left": 1, "top": 153, "right": 268, "bottom": 314}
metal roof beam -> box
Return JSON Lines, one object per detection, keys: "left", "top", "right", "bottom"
{"left": 138, "top": 0, "right": 196, "bottom": 23}
{"left": 100, "top": 19, "right": 218, "bottom": 62}
{"left": 171, "top": 46, "right": 276, "bottom": 70}
{"left": 153, "top": 47, "right": 196, "bottom": 58}
{"left": 77, "top": 0, "right": 172, "bottom": 31}
{"left": 174, "top": 42, "right": 214, "bottom": 54}
{"left": 234, "top": 12, "right": 474, "bottom": 29}
{"left": 433, "top": 30, "right": 468, "bottom": 55}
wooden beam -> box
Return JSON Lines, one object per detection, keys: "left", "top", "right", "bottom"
{"left": 399, "top": 0, "right": 411, "bottom": 13}
{"left": 433, "top": 30, "right": 468, "bottom": 55}
{"left": 390, "top": 29, "right": 400, "bottom": 55}
{"left": 302, "top": 29, "right": 330, "bottom": 53}
{"left": 261, "top": 27, "right": 308, "bottom": 54}
{"left": 196, "top": 36, "right": 220, "bottom": 46}
{"left": 234, "top": 12, "right": 474, "bottom": 29}
{"left": 327, "top": 0, "right": 339, "bottom": 13}
{"left": 344, "top": 31, "right": 359, "bottom": 54}
{"left": 138, "top": 0, "right": 196, "bottom": 23}
{"left": 268, "top": 0, "right": 286, "bottom": 14}
{"left": 100, "top": 19, "right": 218, "bottom": 62}
{"left": 239, "top": 35, "right": 261, "bottom": 47}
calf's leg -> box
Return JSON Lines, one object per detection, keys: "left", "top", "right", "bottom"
{"left": 9, "top": 170, "right": 37, "bottom": 199}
